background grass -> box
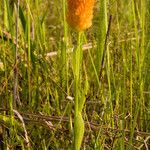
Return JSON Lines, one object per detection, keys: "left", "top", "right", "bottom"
{"left": 0, "top": 0, "right": 150, "bottom": 149}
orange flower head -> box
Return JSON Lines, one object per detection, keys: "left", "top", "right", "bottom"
{"left": 67, "top": 0, "right": 95, "bottom": 31}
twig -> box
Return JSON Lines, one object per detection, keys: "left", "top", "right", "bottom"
{"left": 46, "top": 43, "right": 93, "bottom": 58}
{"left": 0, "top": 108, "right": 150, "bottom": 136}
{"left": 13, "top": 109, "right": 30, "bottom": 149}
{"left": 137, "top": 136, "right": 150, "bottom": 150}
{"left": 39, "top": 112, "right": 55, "bottom": 130}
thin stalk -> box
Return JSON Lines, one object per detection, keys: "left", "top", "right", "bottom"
{"left": 2, "top": 1, "right": 9, "bottom": 149}
{"left": 129, "top": 35, "right": 133, "bottom": 149}
{"left": 26, "top": 0, "right": 31, "bottom": 105}
{"left": 13, "top": 0, "right": 20, "bottom": 108}
{"left": 61, "top": 0, "right": 68, "bottom": 99}
{"left": 99, "top": 15, "right": 112, "bottom": 79}
{"left": 106, "top": 37, "right": 114, "bottom": 128}
{"left": 128, "top": 1, "right": 136, "bottom": 148}
{"left": 139, "top": 0, "right": 145, "bottom": 131}
{"left": 97, "top": 0, "right": 107, "bottom": 75}
{"left": 121, "top": 44, "right": 126, "bottom": 150}
{"left": 82, "top": 33, "right": 101, "bottom": 89}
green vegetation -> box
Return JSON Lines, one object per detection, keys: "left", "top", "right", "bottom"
{"left": 0, "top": 0, "right": 150, "bottom": 149}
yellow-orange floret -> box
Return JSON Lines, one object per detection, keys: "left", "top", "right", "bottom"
{"left": 67, "top": 0, "right": 95, "bottom": 31}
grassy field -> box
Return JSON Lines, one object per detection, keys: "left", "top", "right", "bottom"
{"left": 0, "top": 0, "right": 150, "bottom": 149}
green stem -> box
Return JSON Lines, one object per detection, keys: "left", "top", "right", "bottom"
{"left": 74, "top": 32, "right": 82, "bottom": 116}
{"left": 73, "top": 32, "right": 84, "bottom": 150}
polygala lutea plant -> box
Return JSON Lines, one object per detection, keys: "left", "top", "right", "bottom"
{"left": 67, "top": 0, "right": 95, "bottom": 31}
{"left": 67, "top": 0, "right": 95, "bottom": 149}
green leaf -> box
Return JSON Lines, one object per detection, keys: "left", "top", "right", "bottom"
{"left": 19, "top": 6, "right": 27, "bottom": 33}
{"left": 74, "top": 113, "right": 84, "bottom": 150}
